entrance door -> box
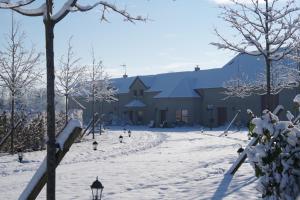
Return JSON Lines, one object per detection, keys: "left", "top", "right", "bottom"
{"left": 159, "top": 110, "right": 167, "bottom": 124}
{"left": 137, "top": 110, "right": 143, "bottom": 124}
{"left": 129, "top": 111, "right": 133, "bottom": 123}
{"left": 217, "top": 107, "right": 227, "bottom": 126}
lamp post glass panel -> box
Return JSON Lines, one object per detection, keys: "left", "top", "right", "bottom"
{"left": 93, "top": 141, "right": 98, "bottom": 151}
{"left": 119, "top": 135, "right": 123, "bottom": 143}
{"left": 91, "top": 177, "right": 104, "bottom": 200}
{"left": 17, "top": 148, "right": 23, "bottom": 163}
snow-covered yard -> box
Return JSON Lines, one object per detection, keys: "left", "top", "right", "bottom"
{"left": 0, "top": 127, "right": 259, "bottom": 200}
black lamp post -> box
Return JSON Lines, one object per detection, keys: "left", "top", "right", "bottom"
{"left": 91, "top": 177, "right": 104, "bottom": 200}
{"left": 237, "top": 147, "right": 244, "bottom": 155}
{"left": 17, "top": 148, "right": 23, "bottom": 163}
{"left": 92, "top": 141, "right": 98, "bottom": 151}
{"left": 119, "top": 135, "right": 123, "bottom": 143}
{"left": 128, "top": 130, "right": 131, "bottom": 137}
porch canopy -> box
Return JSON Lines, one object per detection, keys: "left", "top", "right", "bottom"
{"left": 125, "top": 99, "right": 146, "bottom": 108}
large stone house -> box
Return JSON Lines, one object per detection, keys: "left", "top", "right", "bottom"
{"left": 70, "top": 53, "right": 299, "bottom": 127}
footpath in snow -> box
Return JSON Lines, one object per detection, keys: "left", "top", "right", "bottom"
{"left": 0, "top": 127, "right": 259, "bottom": 200}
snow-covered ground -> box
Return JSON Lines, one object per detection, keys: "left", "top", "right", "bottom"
{"left": 0, "top": 127, "right": 260, "bottom": 200}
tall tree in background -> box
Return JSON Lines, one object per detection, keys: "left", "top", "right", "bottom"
{"left": 211, "top": 0, "right": 300, "bottom": 109}
{"left": 222, "top": 53, "right": 300, "bottom": 99}
{"left": 0, "top": 12, "right": 41, "bottom": 154}
{"left": 82, "top": 49, "right": 117, "bottom": 139}
{"left": 0, "top": 1, "right": 145, "bottom": 199}
{"left": 56, "top": 37, "right": 84, "bottom": 123}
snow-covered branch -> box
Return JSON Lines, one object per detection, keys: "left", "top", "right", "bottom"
{"left": 0, "top": 0, "right": 36, "bottom": 9}
{"left": 222, "top": 73, "right": 255, "bottom": 99}
{"left": 223, "top": 60, "right": 300, "bottom": 98}
{"left": 254, "top": 64, "right": 300, "bottom": 94}
{"left": 0, "top": 18, "right": 42, "bottom": 98}
{"left": 213, "top": 0, "right": 300, "bottom": 101}
{"left": 52, "top": 1, "right": 147, "bottom": 24}
{"left": 80, "top": 49, "right": 117, "bottom": 103}
{"left": 56, "top": 37, "right": 84, "bottom": 98}
{"left": 12, "top": 3, "right": 46, "bottom": 17}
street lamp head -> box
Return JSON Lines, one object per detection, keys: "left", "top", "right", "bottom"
{"left": 92, "top": 141, "right": 98, "bottom": 151}
{"left": 119, "top": 135, "right": 123, "bottom": 143}
{"left": 17, "top": 148, "right": 23, "bottom": 163}
{"left": 237, "top": 147, "right": 244, "bottom": 155}
{"left": 128, "top": 130, "right": 131, "bottom": 137}
{"left": 91, "top": 176, "right": 104, "bottom": 200}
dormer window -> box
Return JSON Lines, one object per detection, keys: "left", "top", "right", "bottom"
{"left": 140, "top": 89, "right": 144, "bottom": 96}
{"left": 134, "top": 90, "right": 137, "bottom": 96}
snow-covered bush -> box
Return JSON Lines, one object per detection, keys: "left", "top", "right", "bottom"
{"left": 246, "top": 95, "right": 300, "bottom": 199}
{"left": 0, "top": 112, "right": 46, "bottom": 153}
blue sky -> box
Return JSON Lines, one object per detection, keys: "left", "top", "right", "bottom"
{"left": 0, "top": 0, "right": 237, "bottom": 78}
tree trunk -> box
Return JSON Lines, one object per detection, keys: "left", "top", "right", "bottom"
{"left": 65, "top": 94, "right": 68, "bottom": 123}
{"left": 265, "top": 0, "right": 271, "bottom": 110}
{"left": 44, "top": 19, "right": 56, "bottom": 200}
{"left": 92, "top": 93, "right": 95, "bottom": 139}
{"left": 266, "top": 57, "right": 271, "bottom": 109}
{"left": 99, "top": 101, "right": 103, "bottom": 135}
{"left": 92, "top": 63, "right": 95, "bottom": 139}
{"left": 297, "top": 48, "right": 300, "bottom": 94}
{"left": 10, "top": 94, "right": 14, "bottom": 154}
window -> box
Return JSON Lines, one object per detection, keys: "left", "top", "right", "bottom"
{"left": 182, "top": 109, "right": 188, "bottom": 123}
{"left": 176, "top": 109, "right": 189, "bottom": 123}
{"left": 176, "top": 110, "right": 181, "bottom": 122}
{"left": 140, "top": 89, "right": 144, "bottom": 96}
{"left": 133, "top": 90, "right": 137, "bottom": 96}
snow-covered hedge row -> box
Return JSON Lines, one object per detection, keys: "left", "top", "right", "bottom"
{"left": 246, "top": 95, "right": 300, "bottom": 199}
{"left": 0, "top": 111, "right": 67, "bottom": 153}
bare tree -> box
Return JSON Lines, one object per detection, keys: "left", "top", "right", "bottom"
{"left": 0, "top": 12, "right": 41, "bottom": 154}
{"left": 56, "top": 37, "right": 84, "bottom": 123}
{"left": 0, "top": 1, "right": 145, "bottom": 199}
{"left": 211, "top": 0, "right": 300, "bottom": 109}
{"left": 223, "top": 54, "right": 300, "bottom": 98}
{"left": 82, "top": 49, "right": 117, "bottom": 139}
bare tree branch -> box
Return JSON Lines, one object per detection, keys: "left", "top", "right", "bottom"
{"left": 212, "top": 0, "right": 300, "bottom": 101}
{"left": 12, "top": 3, "right": 46, "bottom": 17}
{"left": 49, "top": 0, "right": 148, "bottom": 24}
{"left": 0, "top": 0, "right": 36, "bottom": 9}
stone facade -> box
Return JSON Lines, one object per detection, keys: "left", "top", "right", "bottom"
{"left": 69, "top": 75, "right": 299, "bottom": 127}
{"left": 69, "top": 53, "right": 300, "bottom": 127}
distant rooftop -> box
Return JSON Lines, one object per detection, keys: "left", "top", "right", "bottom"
{"left": 111, "top": 53, "right": 296, "bottom": 98}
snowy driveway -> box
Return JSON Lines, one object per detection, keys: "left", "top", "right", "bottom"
{"left": 0, "top": 127, "right": 259, "bottom": 200}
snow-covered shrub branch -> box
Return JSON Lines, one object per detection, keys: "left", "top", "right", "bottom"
{"left": 246, "top": 94, "right": 300, "bottom": 199}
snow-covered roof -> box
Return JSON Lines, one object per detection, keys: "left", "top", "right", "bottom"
{"left": 111, "top": 53, "right": 295, "bottom": 98}
{"left": 125, "top": 99, "right": 146, "bottom": 108}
